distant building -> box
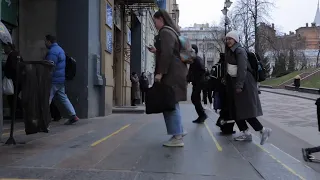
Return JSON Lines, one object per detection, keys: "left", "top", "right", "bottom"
{"left": 259, "top": 1, "right": 320, "bottom": 70}
{"left": 314, "top": 0, "right": 320, "bottom": 25}
{"left": 180, "top": 24, "right": 224, "bottom": 68}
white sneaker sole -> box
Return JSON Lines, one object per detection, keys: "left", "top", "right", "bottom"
{"left": 163, "top": 143, "right": 184, "bottom": 147}
{"left": 182, "top": 132, "right": 188, "bottom": 137}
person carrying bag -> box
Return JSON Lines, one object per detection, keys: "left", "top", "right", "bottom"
{"left": 145, "top": 82, "right": 176, "bottom": 114}
{"left": 145, "top": 9, "right": 188, "bottom": 147}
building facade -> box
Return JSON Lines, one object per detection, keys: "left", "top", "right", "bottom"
{"left": 165, "top": 0, "right": 179, "bottom": 25}
{"left": 259, "top": 0, "right": 320, "bottom": 71}
{"left": 259, "top": 24, "right": 319, "bottom": 70}
{"left": 143, "top": 10, "right": 157, "bottom": 84}
{"left": 0, "top": 0, "right": 161, "bottom": 140}
{"left": 180, "top": 24, "right": 224, "bottom": 68}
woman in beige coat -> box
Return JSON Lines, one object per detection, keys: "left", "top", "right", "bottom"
{"left": 148, "top": 9, "right": 188, "bottom": 147}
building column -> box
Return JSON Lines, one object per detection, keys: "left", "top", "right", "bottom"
{"left": 123, "top": 24, "right": 132, "bottom": 106}
{"left": 100, "top": 0, "right": 114, "bottom": 113}
{"left": 57, "top": 0, "right": 107, "bottom": 118}
{"left": 113, "top": 4, "right": 124, "bottom": 106}
{"left": 120, "top": 9, "right": 132, "bottom": 106}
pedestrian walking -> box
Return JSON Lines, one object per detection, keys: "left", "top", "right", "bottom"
{"left": 302, "top": 91, "right": 320, "bottom": 162}
{"left": 130, "top": 72, "right": 140, "bottom": 106}
{"left": 139, "top": 72, "right": 149, "bottom": 105}
{"left": 293, "top": 75, "right": 301, "bottom": 91}
{"left": 210, "top": 64, "right": 221, "bottom": 113}
{"left": 202, "top": 68, "right": 213, "bottom": 109}
{"left": 147, "top": 9, "right": 188, "bottom": 147}
{"left": 224, "top": 31, "right": 271, "bottom": 145}
{"left": 45, "top": 35, "right": 79, "bottom": 125}
{"left": 187, "top": 44, "right": 207, "bottom": 124}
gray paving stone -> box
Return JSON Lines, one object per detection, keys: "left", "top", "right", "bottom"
{"left": 260, "top": 88, "right": 319, "bottom": 100}
{"left": 135, "top": 172, "right": 262, "bottom": 180}
{"left": 0, "top": 167, "right": 138, "bottom": 180}
{"left": 1, "top": 102, "right": 319, "bottom": 180}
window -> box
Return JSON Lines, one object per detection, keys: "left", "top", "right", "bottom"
{"left": 207, "top": 43, "right": 214, "bottom": 49}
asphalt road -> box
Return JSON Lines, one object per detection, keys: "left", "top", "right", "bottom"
{"left": 0, "top": 89, "right": 319, "bottom": 180}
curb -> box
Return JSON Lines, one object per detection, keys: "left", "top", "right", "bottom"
{"left": 112, "top": 106, "right": 145, "bottom": 114}
{"left": 260, "top": 89, "right": 317, "bottom": 101}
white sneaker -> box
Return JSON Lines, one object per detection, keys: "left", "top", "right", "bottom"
{"left": 260, "top": 128, "right": 272, "bottom": 145}
{"left": 182, "top": 131, "right": 188, "bottom": 137}
{"left": 234, "top": 133, "right": 252, "bottom": 141}
{"left": 163, "top": 136, "right": 184, "bottom": 147}
{"left": 203, "top": 105, "right": 208, "bottom": 109}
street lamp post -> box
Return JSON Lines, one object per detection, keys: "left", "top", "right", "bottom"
{"left": 221, "top": 0, "right": 233, "bottom": 36}
{"left": 202, "top": 37, "right": 207, "bottom": 67}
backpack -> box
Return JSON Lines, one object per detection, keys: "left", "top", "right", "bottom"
{"left": 162, "top": 26, "right": 196, "bottom": 64}
{"left": 65, "top": 55, "right": 76, "bottom": 80}
{"left": 246, "top": 51, "right": 266, "bottom": 82}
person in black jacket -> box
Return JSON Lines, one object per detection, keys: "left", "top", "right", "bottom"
{"left": 302, "top": 90, "right": 320, "bottom": 162}
{"left": 139, "top": 72, "right": 149, "bottom": 104}
{"left": 202, "top": 68, "right": 213, "bottom": 109}
{"left": 187, "top": 44, "right": 207, "bottom": 124}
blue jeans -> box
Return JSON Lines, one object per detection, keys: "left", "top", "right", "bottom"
{"left": 49, "top": 84, "right": 76, "bottom": 117}
{"left": 163, "top": 103, "right": 184, "bottom": 135}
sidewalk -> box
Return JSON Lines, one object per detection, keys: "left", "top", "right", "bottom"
{"left": 261, "top": 88, "right": 319, "bottom": 101}
{"left": 0, "top": 104, "right": 319, "bottom": 180}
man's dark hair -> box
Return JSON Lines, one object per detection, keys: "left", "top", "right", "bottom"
{"left": 191, "top": 44, "right": 198, "bottom": 54}
{"left": 45, "top": 34, "right": 57, "bottom": 43}
{"left": 218, "top": 53, "right": 225, "bottom": 63}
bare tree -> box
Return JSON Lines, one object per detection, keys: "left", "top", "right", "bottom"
{"left": 262, "top": 30, "right": 307, "bottom": 76}
{"left": 209, "top": 26, "right": 225, "bottom": 53}
{"left": 230, "top": 0, "right": 274, "bottom": 55}
{"left": 296, "top": 50, "right": 308, "bottom": 70}
{"left": 231, "top": 2, "right": 255, "bottom": 49}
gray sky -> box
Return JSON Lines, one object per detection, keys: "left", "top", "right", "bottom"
{"left": 177, "top": 0, "right": 318, "bottom": 33}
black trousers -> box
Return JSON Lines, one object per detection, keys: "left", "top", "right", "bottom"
{"left": 131, "top": 99, "right": 138, "bottom": 106}
{"left": 7, "top": 88, "right": 22, "bottom": 118}
{"left": 306, "top": 146, "right": 320, "bottom": 154}
{"left": 191, "top": 83, "right": 205, "bottom": 117}
{"left": 236, "top": 117, "right": 264, "bottom": 132}
{"left": 202, "top": 86, "right": 213, "bottom": 104}
{"left": 141, "top": 90, "right": 146, "bottom": 103}
{"left": 50, "top": 102, "right": 61, "bottom": 121}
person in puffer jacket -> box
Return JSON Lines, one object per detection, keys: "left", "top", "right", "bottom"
{"left": 45, "top": 34, "right": 79, "bottom": 125}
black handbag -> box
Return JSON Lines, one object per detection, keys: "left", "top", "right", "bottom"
{"left": 145, "top": 82, "right": 176, "bottom": 114}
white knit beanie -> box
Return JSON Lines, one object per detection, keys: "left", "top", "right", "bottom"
{"left": 226, "top": 30, "right": 240, "bottom": 43}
